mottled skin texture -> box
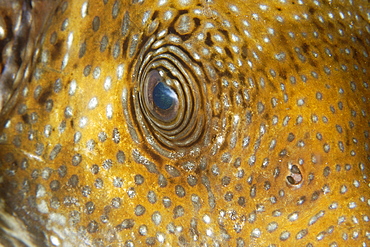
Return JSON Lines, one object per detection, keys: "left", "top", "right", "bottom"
{"left": 0, "top": 0, "right": 370, "bottom": 246}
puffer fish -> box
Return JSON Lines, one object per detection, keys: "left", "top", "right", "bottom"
{"left": 0, "top": 0, "right": 369, "bottom": 246}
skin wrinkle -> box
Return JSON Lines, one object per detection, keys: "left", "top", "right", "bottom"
{"left": 0, "top": 0, "right": 369, "bottom": 246}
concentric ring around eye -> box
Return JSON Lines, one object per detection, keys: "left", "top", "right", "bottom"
{"left": 123, "top": 35, "right": 210, "bottom": 158}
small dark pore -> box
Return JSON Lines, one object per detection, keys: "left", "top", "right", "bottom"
{"left": 279, "top": 34, "right": 287, "bottom": 44}
{"left": 294, "top": 64, "right": 300, "bottom": 73}
{"left": 37, "top": 87, "right": 53, "bottom": 105}
{"left": 205, "top": 32, "right": 214, "bottom": 46}
{"left": 51, "top": 40, "right": 63, "bottom": 60}
{"left": 21, "top": 114, "right": 30, "bottom": 124}
{"left": 301, "top": 43, "right": 309, "bottom": 54}
{"left": 241, "top": 45, "right": 248, "bottom": 59}
{"left": 308, "top": 58, "right": 317, "bottom": 67}
{"left": 219, "top": 69, "right": 232, "bottom": 79}
{"left": 193, "top": 17, "right": 200, "bottom": 26}
{"left": 179, "top": 34, "right": 192, "bottom": 41}
{"left": 218, "top": 29, "right": 229, "bottom": 41}
{"left": 279, "top": 70, "right": 287, "bottom": 80}
{"left": 224, "top": 47, "right": 233, "bottom": 59}
{"left": 327, "top": 21, "right": 334, "bottom": 30}
{"left": 151, "top": 10, "right": 158, "bottom": 20}
{"left": 122, "top": 36, "right": 130, "bottom": 58}
{"left": 178, "top": 9, "right": 189, "bottom": 15}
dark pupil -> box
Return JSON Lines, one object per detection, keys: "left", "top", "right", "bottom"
{"left": 153, "top": 82, "right": 175, "bottom": 110}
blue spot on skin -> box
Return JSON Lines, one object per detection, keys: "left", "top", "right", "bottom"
{"left": 153, "top": 82, "right": 176, "bottom": 110}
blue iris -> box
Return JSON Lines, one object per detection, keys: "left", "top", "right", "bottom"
{"left": 153, "top": 82, "right": 176, "bottom": 110}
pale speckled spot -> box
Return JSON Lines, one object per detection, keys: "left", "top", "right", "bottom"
{"left": 106, "top": 104, "right": 113, "bottom": 120}
{"left": 158, "top": 0, "right": 167, "bottom": 6}
{"left": 61, "top": 54, "right": 69, "bottom": 70}
{"left": 104, "top": 76, "right": 112, "bottom": 91}
{"left": 88, "top": 97, "right": 98, "bottom": 110}
{"left": 117, "top": 64, "right": 124, "bottom": 80}
{"left": 79, "top": 117, "right": 88, "bottom": 128}
{"left": 37, "top": 200, "right": 49, "bottom": 214}
{"left": 81, "top": 1, "right": 88, "bottom": 18}
{"left": 68, "top": 79, "right": 77, "bottom": 96}
{"left": 50, "top": 236, "right": 60, "bottom": 246}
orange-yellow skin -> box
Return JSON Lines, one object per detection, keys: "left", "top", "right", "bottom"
{"left": 0, "top": 0, "right": 369, "bottom": 246}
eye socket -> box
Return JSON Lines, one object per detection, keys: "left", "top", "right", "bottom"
{"left": 125, "top": 36, "right": 210, "bottom": 157}
{"left": 143, "top": 70, "right": 179, "bottom": 122}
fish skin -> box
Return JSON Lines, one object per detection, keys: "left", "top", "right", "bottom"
{"left": 0, "top": 0, "right": 370, "bottom": 246}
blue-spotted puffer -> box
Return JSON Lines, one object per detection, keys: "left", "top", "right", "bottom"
{"left": 0, "top": 0, "right": 369, "bottom": 246}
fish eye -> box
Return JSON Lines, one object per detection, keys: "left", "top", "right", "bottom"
{"left": 126, "top": 37, "right": 209, "bottom": 157}
{"left": 143, "top": 70, "right": 179, "bottom": 122}
{"left": 153, "top": 82, "right": 177, "bottom": 110}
